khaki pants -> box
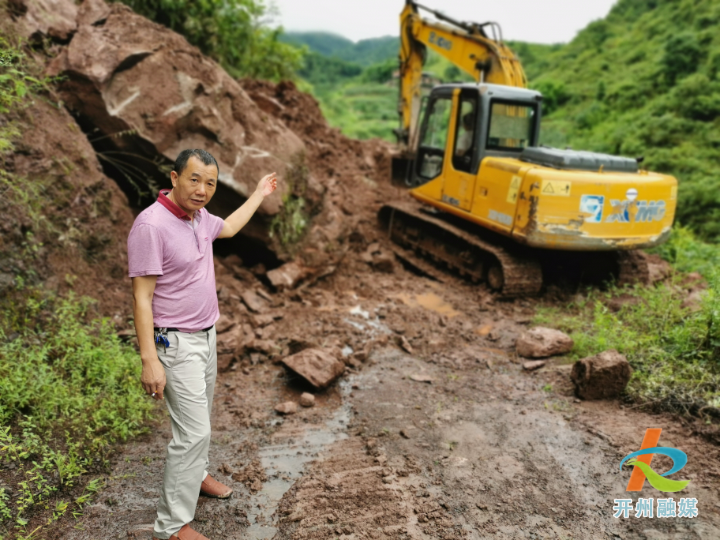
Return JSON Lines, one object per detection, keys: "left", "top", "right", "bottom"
{"left": 152, "top": 327, "right": 217, "bottom": 539}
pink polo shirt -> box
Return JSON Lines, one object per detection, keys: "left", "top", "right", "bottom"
{"left": 127, "top": 190, "right": 225, "bottom": 332}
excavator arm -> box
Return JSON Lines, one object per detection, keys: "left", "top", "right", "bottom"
{"left": 397, "top": 0, "right": 527, "bottom": 146}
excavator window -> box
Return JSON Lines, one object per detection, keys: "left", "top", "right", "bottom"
{"left": 486, "top": 100, "right": 537, "bottom": 151}
{"left": 416, "top": 96, "right": 452, "bottom": 180}
{"left": 452, "top": 96, "right": 478, "bottom": 173}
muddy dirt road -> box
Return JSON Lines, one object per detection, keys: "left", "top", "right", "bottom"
{"left": 63, "top": 266, "right": 720, "bottom": 540}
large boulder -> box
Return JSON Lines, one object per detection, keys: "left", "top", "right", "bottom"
{"left": 281, "top": 348, "right": 345, "bottom": 389}
{"left": 10, "top": 0, "right": 78, "bottom": 40}
{"left": 570, "top": 350, "right": 632, "bottom": 400}
{"left": 48, "top": 0, "right": 305, "bottom": 220}
{"left": 516, "top": 327, "right": 573, "bottom": 358}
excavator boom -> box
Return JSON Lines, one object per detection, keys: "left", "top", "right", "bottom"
{"left": 398, "top": 0, "right": 527, "bottom": 146}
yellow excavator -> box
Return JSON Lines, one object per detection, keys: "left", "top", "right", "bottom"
{"left": 380, "top": 1, "right": 677, "bottom": 296}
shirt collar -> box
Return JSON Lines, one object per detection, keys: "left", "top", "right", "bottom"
{"left": 158, "top": 189, "right": 202, "bottom": 222}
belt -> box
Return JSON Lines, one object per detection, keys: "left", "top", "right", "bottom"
{"left": 154, "top": 325, "right": 214, "bottom": 333}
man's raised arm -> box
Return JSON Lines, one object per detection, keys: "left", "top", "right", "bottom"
{"left": 217, "top": 172, "right": 278, "bottom": 239}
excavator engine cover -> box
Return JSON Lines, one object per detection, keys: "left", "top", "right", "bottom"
{"left": 520, "top": 147, "right": 639, "bottom": 173}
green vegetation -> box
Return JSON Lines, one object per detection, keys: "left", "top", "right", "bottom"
{"left": 650, "top": 225, "right": 720, "bottom": 276}
{"left": 527, "top": 0, "right": 720, "bottom": 241}
{"left": 0, "top": 289, "right": 154, "bottom": 537}
{"left": 270, "top": 151, "right": 310, "bottom": 251}
{"left": 0, "top": 35, "right": 46, "bottom": 152}
{"left": 536, "top": 227, "right": 720, "bottom": 416}
{"left": 118, "top": 0, "right": 303, "bottom": 80}
{"left": 0, "top": 33, "right": 155, "bottom": 538}
{"left": 317, "top": 82, "right": 398, "bottom": 141}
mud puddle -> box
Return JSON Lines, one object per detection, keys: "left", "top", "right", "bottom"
{"left": 244, "top": 384, "right": 352, "bottom": 538}
{"left": 394, "top": 289, "right": 461, "bottom": 318}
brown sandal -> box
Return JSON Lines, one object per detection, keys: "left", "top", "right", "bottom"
{"left": 200, "top": 474, "right": 233, "bottom": 499}
{"left": 152, "top": 523, "right": 209, "bottom": 540}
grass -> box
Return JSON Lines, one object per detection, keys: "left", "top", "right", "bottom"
{"left": 269, "top": 151, "right": 311, "bottom": 252}
{"left": 534, "top": 232, "right": 720, "bottom": 417}
{"left": 0, "top": 286, "right": 155, "bottom": 537}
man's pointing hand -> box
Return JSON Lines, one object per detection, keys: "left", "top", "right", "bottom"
{"left": 257, "top": 172, "right": 278, "bottom": 198}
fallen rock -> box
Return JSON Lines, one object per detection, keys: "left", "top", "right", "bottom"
{"left": 274, "top": 401, "right": 298, "bottom": 415}
{"left": 13, "top": 0, "right": 78, "bottom": 40}
{"left": 241, "top": 290, "right": 267, "bottom": 313}
{"left": 281, "top": 348, "right": 345, "bottom": 389}
{"left": 77, "top": 0, "right": 111, "bottom": 26}
{"left": 570, "top": 350, "right": 632, "bottom": 400}
{"left": 361, "top": 243, "right": 396, "bottom": 273}
{"left": 245, "top": 339, "right": 276, "bottom": 355}
{"left": 250, "top": 313, "right": 276, "bottom": 328}
{"left": 299, "top": 392, "right": 315, "bottom": 408}
{"left": 516, "top": 327, "right": 574, "bottom": 358}
{"left": 409, "top": 374, "right": 433, "bottom": 384}
{"left": 217, "top": 353, "right": 235, "bottom": 372}
{"left": 522, "top": 360, "right": 547, "bottom": 371}
{"left": 216, "top": 313, "right": 236, "bottom": 334}
{"left": 266, "top": 261, "right": 308, "bottom": 290}
{"left": 398, "top": 335, "right": 413, "bottom": 354}
{"left": 49, "top": 0, "right": 305, "bottom": 221}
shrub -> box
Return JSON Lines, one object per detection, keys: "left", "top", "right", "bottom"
{"left": 0, "top": 288, "right": 155, "bottom": 535}
{"left": 662, "top": 33, "right": 702, "bottom": 85}
{"left": 118, "top": 0, "right": 303, "bottom": 81}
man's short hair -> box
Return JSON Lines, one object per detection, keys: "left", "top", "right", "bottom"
{"left": 173, "top": 149, "right": 220, "bottom": 177}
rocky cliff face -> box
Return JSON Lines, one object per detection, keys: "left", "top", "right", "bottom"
{"left": 48, "top": 0, "right": 306, "bottom": 218}
{"left": 4, "top": 0, "right": 395, "bottom": 321}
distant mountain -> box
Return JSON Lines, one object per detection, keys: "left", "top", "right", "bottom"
{"left": 280, "top": 32, "right": 354, "bottom": 58}
{"left": 281, "top": 32, "right": 399, "bottom": 66}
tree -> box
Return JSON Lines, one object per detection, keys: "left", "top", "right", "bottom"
{"left": 119, "top": 0, "right": 303, "bottom": 81}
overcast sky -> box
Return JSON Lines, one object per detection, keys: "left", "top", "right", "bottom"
{"left": 270, "top": 0, "right": 618, "bottom": 44}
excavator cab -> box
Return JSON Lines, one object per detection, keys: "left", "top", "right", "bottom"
{"left": 405, "top": 83, "right": 542, "bottom": 191}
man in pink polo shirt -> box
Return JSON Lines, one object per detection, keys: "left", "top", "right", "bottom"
{"left": 128, "top": 149, "right": 277, "bottom": 540}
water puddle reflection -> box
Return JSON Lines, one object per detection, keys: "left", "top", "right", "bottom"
{"left": 244, "top": 387, "right": 351, "bottom": 538}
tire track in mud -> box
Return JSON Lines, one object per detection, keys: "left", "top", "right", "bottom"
{"left": 274, "top": 349, "right": 720, "bottom": 540}
{"left": 273, "top": 434, "right": 464, "bottom": 540}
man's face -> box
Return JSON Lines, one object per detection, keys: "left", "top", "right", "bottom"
{"left": 170, "top": 156, "right": 218, "bottom": 214}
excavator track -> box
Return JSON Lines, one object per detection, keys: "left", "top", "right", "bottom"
{"left": 379, "top": 202, "right": 543, "bottom": 298}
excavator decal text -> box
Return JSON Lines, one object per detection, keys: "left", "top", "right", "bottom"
{"left": 428, "top": 31, "right": 453, "bottom": 51}
{"left": 606, "top": 200, "right": 666, "bottom": 223}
